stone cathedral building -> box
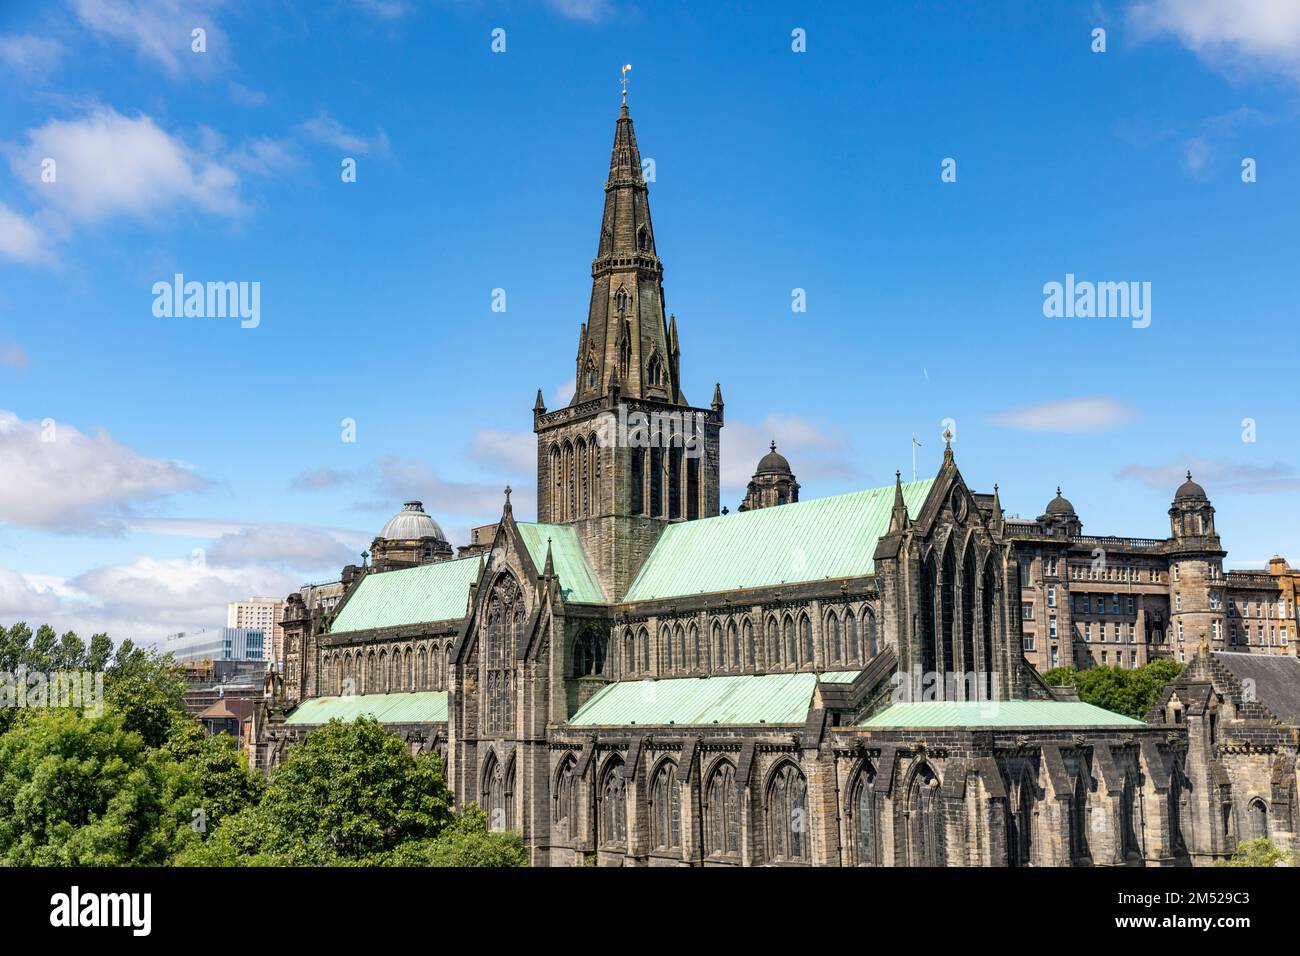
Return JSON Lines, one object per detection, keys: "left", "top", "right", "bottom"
{"left": 254, "top": 98, "right": 1300, "bottom": 867}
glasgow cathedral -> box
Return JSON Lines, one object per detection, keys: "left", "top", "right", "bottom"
{"left": 254, "top": 98, "right": 1300, "bottom": 867}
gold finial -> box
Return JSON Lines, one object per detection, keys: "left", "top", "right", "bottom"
{"left": 620, "top": 63, "right": 632, "bottom": 105}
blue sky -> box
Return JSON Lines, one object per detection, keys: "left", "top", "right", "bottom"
{"left": 2, "top": 0, "right": 1299, "bottom": 645}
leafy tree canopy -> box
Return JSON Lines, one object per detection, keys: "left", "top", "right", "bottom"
{"left": 1043, "top": 659, "right": 1183, "bottom": 720}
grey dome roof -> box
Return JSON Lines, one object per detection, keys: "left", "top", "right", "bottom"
{"left": 379, "top": 501, "right": 447, "bottom": 542}
{"left": 1045, "top": 487, "right": 1075, "bottom": 516}
{"left": 756, "top": 440, "right": 793, "bottom": 476}
{"left": 1175, "top": 471, "right": 1207, "bottom": 501}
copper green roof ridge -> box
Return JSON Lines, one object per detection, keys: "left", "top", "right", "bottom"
{"left": 623, "top": 479, "right": 934, "bottom": 602}
{"left": 517, "top": 522, "right": 606, "bottom": 603}
{"left": 566, "top": 670, "right": 861, "bottom": 727}
{"left": 330, "top": 556, "right": 480, "bottom": 634}
{"left": 859, "top": 700, "right": 1145, "bottom": 728}
{"left": 282, "top": 691, "right": 449, "bottom": 725}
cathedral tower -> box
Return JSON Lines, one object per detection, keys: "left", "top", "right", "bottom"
{"left": 534, "top": 95, "right": 722, "bottom": 600}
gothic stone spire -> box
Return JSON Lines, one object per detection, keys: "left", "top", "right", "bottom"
{"left": 571, "top": 99, "right": 682, "bottom": 407}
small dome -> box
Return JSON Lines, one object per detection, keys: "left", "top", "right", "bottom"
{"left": 1174, "top": 470, "right": 1207, "bottom": 501}
{"left": 379, "top": 501, "right": 447, "bottom": 542}
{"left": 756, "top": 440, "right": 793, "bottom": 476}
{"left": 1045, "top": 487, "right": 1075, "bottom": 516}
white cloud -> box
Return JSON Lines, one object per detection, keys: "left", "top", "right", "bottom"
{"left": 989, "top": 396, "right": 1137, "bottom": 433}
{"left": 720, "top": 414, "right": 857, "bottom": 492}
{"left": 289, "top": 467, "right": 357, "bottom": 492}
{"left": 227, "top": 135, "right": 301, "bottom": 178}
{"left": 550, "top": 378, "right": 575, "bottom": 409}
{"left": 8, "top": 107, "right": 243, "bottom": 225}
{"left": 0, "top": 567, "right": 61, "bottom": 618}
{"left": 1129, "top": 0, "right": 1300, "bottom": 82}
{"left": 0, "top": 200, "right": 51, "bottom": 265}
{"left": 227, "top": 80, "right": 266, "bottom": 107}
{"left": 1119, "top": 456, "right": 1300, "bottom": 494}
{"left": 0, "top": 409, "right": 209, "bottom": 533}
{"left": 206, "top": 524, "right": 362, "bottom": 570}
{"left": 0, "top": 33, "right": 65, "bottom": 79}
{"left": 70, "top": 0, "right": 230, "bottom": 79}
{"left": 297, "top": 111, "right": 391, "bottom": 156}
{"left": 374, "top": 457, "right": 528, "bottom": 520}
{"left": 469, "top": 429, "right": 536, "bottom": 475}
{"left": 354, "top": 0, "right": 414, "bottom": 19}
{"left": 545, "top": 0, "right": 611, "bottom": 23}
{"left": 0, "top": 342, "right": 29, "bottom": 369}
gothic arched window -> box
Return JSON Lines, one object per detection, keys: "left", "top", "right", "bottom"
{"left": 906, "top": 762, "right": 941, "bottom": 867}
{"left": 630, "top": 446, "right": 645, "bottom": 516}
{"left": 704, "top": 760, "right": 740, "bottom": 857}
{"left": 1120, "top": 774, "right": 1139, "bottom": 860}
{"left": 711, "top": 621, "right": 724, "bottom": 670}
{"left": 1247, "top": 798, "right": 1269, "bottom": 840}
{"left": 600, "top": 758, "right": 628, "bottom": 848}
{"left": 650, "top": 761, "right": 681, "bottom": 852}
{"left": 484, "top": 574, "right": 521, "bottom": 735}
{"left": 853, "top": 764, "right": 879, "bottom": 866}
{"left": 799, "top": 614, "right": 814, "bottom": 666}
{"left": 483, "top": 753, "right": 507, "bottom": 832}
{"left": 827, "top": 611, "right": 841, "bottom": 665}
{"left": 767, "top": 616, "right": 781, "bottom": 668}
{"left": 646, "top": 350, "right": 663, "bottom": 387}
{"left": 1008, "top": 771, "right": 1034, "bottom": 867}
{"left": 573, "top": 628, "right": 606, "bottom": 677}
{"left": 1069, "top": 773, "right": 1090, "bottom": 860}
{"left": 554, "top": 755, "right": 577, "bottom": 832}
{"left": 783, "top": 616, "right": 796, "bottom": 669}
{"left": 766, "top": 763, "right": 809, "bottom": 864}
{"left": 743, "top": 619, "right": 756, "bottom": 668}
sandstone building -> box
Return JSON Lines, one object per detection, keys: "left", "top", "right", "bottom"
{"left": 255, "top": 98, "right": 1299, "bottom": 867}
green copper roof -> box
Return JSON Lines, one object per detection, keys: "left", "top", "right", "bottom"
{"left": 330, "top": 557, "right": 480, "bottom": 634}
{"left": 567, "top": 670, "right": 860, "bottom": 727}
{"left": 517, "top": 522, "right": 605, "bottom": 603}
{"left": 623, "top": 480, "right": 933, "bottom": 602}
{"left": 282, "top": 691, "right": 449, "bottom": 725}
{"left": 859, "top": 700, "right": 1144, "bottom": 728}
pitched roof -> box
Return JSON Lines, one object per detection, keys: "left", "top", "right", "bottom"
{"left": 516, "top": 522, "right": 605, "bottom": 603}
{"left": 623, "top": 480, "right": 934, "bottom": 602}
{"left": 860, "top": 700, "right": 1144, "bottom": 728}
{"left": 566, "top": 670, "right": 860, "bottom": 727}
{"left": 330, "top": 557, "right": 480, "bottom": 634}
{"left": 1213, "top": 651, "right": 1300, "bottom": 725}
{"left": 198, "top": 697, "right": 255, "bottom": 721}
{"left": 282, "top": 691, "right": 449, "bottom": 725}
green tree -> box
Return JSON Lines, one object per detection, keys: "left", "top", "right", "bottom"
{"left": 104, "top": 644, "right": 188, "bottom": 748}
{"left": 162, "top": 719, "right": 265, "bottom": 856}
{"left": 182, "top": 717, "right": 453, "bottom": 866}
{"left": 1213, "top": 838, "right": 1288, "bottom": 867}
{"left": 1044, "top": 660, "right": 1183, "bottom": 720}
{"left": 385, "top": 803, "right": 528, "bottom": 867}
{"left": 0, "top": 709, "right": 176, "bottom": 865}
{"left": 0, "top": 623, "right": 33, "bottom": 671}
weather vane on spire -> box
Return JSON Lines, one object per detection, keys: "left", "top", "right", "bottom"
{"left": 620, "top": 63, "right": 632, "bottom": 105}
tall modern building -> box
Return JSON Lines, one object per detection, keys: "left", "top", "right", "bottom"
{"left": 228, "top": 598, "right": 286, "bottom": 667}
{"left": 256, "top": 96, "right": 1300, "bottom": 867}
{"left": 167, "top": 627, "right": 265, "bottom": 663}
